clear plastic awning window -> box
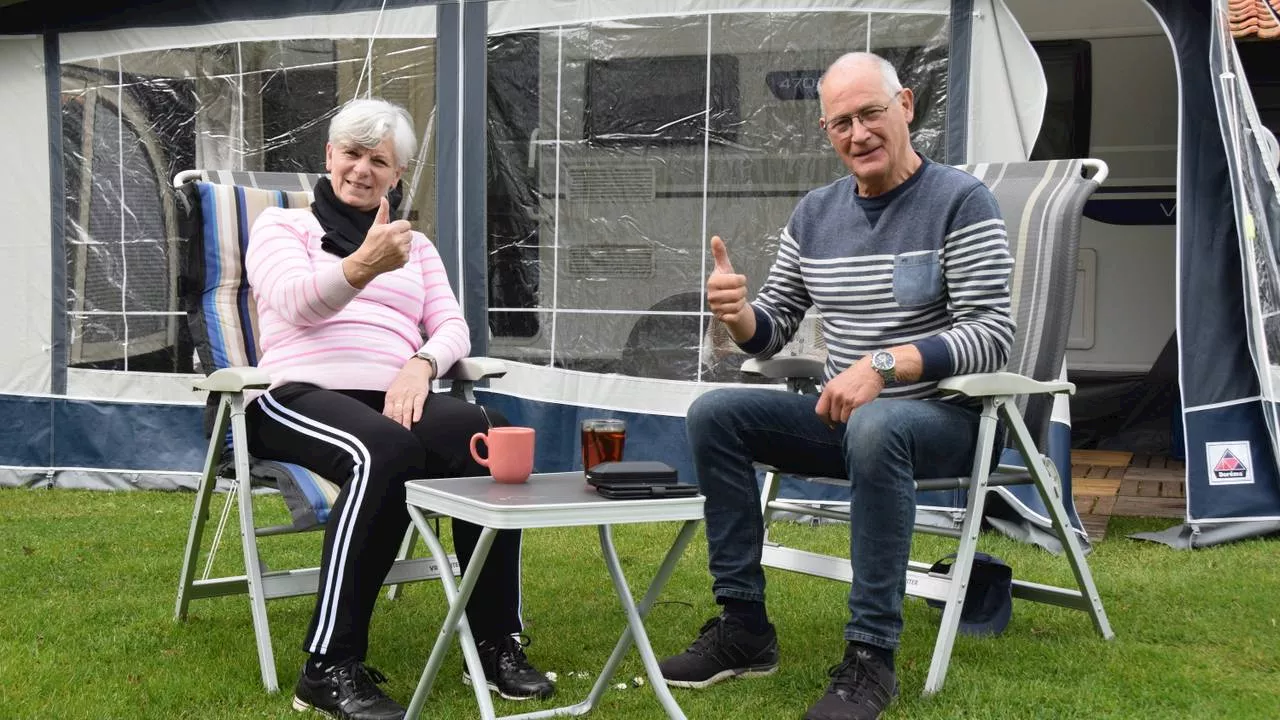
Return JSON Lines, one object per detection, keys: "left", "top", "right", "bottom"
{"left": 484, "top": 7, "right": 950, "bottom": 382}
{"left": 1211, "top": 6, "right": 1280, "bottom": 456}
{"left": 59, "top": 37, "right": 438, "bottom": 374}
{"left": 54, "top": 1, "right": 1042, "bottom": 388}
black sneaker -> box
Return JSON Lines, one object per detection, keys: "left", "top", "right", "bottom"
{"left": 292, "top": 659, "right": 405, "bottom": 720}
{"left": 463, "top": 634, "right": 555, "bottom": 701}
{"left": 658, "top": 614, "right": 779, "bottom": 689}
{"left": 803, "top": 644, "right": 898, "bottom": 720}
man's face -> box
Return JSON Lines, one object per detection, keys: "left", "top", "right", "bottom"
{"left": 819, "top": 65, "right": 915, "bottom": 195}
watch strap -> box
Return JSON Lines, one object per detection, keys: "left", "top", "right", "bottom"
{"left": 413, "top": 350, "right": 438, "bottom": 378}
{"left": 872, "top": 350, "right": 896, "bottom": 383}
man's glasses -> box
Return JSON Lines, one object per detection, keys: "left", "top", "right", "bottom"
{"left": 822, "top": 89, "right": 903, "bottom": 137}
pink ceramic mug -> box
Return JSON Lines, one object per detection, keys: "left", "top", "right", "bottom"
{"left": 469, "top": 426, "right": 535, "bottom": 484}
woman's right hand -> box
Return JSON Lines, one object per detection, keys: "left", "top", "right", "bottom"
{"left": 342, "top": 197, "right": 413, "bottom": 288}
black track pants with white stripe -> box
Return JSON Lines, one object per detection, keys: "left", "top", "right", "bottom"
{"left": 246, "top": 382, "right": 524, "bottom": 661}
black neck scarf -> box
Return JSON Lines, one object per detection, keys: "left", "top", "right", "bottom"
{"left": 310, "top": 177, "right": 404, "bottom": 258}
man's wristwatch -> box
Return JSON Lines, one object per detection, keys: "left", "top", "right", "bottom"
{"left": 413, "top": 350, "right": 438, "bottom": 379}
{"left": 870, "top": 350, "right": 897, "bottom": 384}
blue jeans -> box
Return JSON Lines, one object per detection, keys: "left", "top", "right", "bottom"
{"left": 687, "top": 388, "right": 980, "bottom": 650}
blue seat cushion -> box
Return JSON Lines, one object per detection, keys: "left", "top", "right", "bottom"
{"left": 248, "top": 459, "right": 340, "bottom": 529}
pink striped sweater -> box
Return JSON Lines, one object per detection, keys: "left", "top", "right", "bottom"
{"left": 246, "top": 207, "right": 471, "bottom": 392}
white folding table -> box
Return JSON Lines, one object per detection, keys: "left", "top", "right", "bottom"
{"left": 403, "top": 471, "right": 704, "bottom": 720}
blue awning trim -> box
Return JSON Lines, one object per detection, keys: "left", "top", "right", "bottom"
{"left": 476, "top": 390, "right": 696, "bottom": 481}
{"left": 0, "top": 395, "right": 54, "bottom": 467}
{"left": 1084, "top": 197, "right": 1178, "bottom": 225}
{"left": 0, "top": 394, "right": 205, "bottom": 472}
{"left": 1184, "top": 400, "right": 1280, "bottom": 521}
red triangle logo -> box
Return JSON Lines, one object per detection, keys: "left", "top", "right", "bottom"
{"left": 1214, "top": 450, "right": 1246, "bottom": 473}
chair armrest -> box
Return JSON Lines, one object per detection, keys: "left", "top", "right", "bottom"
{"left": 442, "top": 357, "right": 508, "bottom": 382}
{"left": 194, "top": 367, "right": 272, "bottom": 392}
{"left": 741, "top": 356, "right": 825, "bottom": 380}
{"left": 937, "top": 372, "right": 1074, "bottom": 398}
{"left": 192, "top": 359, "right": 504, "bottom": 394}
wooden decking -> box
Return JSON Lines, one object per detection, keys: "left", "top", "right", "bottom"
{"left": 1071, "top": 450, "right": 1185, "bottom": 540}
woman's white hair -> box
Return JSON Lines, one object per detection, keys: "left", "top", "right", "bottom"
{"left": 328, "top": 98, "right": 417, "bottom": 169}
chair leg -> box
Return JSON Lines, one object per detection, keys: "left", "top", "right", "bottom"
{"left": 1003, "top": 405, "right": 1114, "bottom": 640}
{"left": 386, "top": 523, "right": 418, "bottom": 600}
{"left": 760, "top": 467, "right": 783, "bottom": 542}
{"left": 923, "top": 398, "right": 1001, "bottom": 696}
{"left": 176, "top": 395, "right": 231, "bottom": 622}
{"left": 229, "top": 395, "right": 280, "bottom": 693}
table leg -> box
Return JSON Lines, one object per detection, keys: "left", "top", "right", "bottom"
{"left": 582, "top": 519, "right": 701, "bottom": 720}
{"left": 405, "top": 506, "right": 499, "bottom": 720}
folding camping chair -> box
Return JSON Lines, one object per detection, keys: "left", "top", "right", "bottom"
{"left": 170, "top": 170, "right": 507, "bottom": 692}
{"left": 745, "top": 158, "right": 1116, "bottom": 695}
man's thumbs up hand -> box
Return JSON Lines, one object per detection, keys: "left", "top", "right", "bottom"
{"left": 711, "top": 235, "right": 735, "bottom": 274}
{"left": 344, "top": 195, "right": 414, "bottom": 287}
{"left": 706, "top": 235, "right": 750, "bottom": 331}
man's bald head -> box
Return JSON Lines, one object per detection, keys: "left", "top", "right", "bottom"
{"left": 818, "top": 52, "right": 903, "bottom": 114}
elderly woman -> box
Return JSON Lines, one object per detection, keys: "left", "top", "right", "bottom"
{"left": 244, "top": 98, "right": 553, "bottom": 720}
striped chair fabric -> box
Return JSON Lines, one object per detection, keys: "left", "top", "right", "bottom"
{"left": 955, "top": 159, "right": 1093, "bottom": 447}
{"left": 201, "top": 169, "right": 327, "bottom": 192}
{"left": 181, "top": 177, "right": 340, "bottom": 529}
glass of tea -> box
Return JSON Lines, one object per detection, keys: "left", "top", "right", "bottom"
{"left": 581, "top": 418, "right": 626, "bottom": 470}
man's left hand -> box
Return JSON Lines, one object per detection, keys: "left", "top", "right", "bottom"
{"left": 815, "top": 357, "right": 885, "bottom": 425}
{"left": 383, "top": 357, "right": 435, "bottom": 429}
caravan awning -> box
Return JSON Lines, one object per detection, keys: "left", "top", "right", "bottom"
{"left": 1229, "top": 0, "right": 1279, "bottom": 38}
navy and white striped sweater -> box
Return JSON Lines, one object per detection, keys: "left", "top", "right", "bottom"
{"left": 739, "top": 157, "right": 1016, "bottom": 401}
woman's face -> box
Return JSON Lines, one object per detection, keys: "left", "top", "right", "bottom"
{"left": 324, "top": 136, "right": 403, "bottom": 211}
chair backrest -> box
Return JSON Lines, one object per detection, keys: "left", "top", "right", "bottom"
{"left": 176, "top": 171, "right": 336, "bottom": 528}
{"left": 178, "top": 174, "right": 322, "bottom": 374}
{"left": 955, "top": 159, "right": 1098, "bottom": 441}
{"left": 199, "top": 170, "right": 326, "bottom": 192}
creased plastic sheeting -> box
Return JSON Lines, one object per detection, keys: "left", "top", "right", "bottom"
{"left": 0, "top": 37, "right": 54, "bottom": 395}
{"left": 1212, "top": 13, "right": 1280, "bottom": 426}
{"left": 1205, "top": 3, "right": 1280, "bottom": 520}
{"left": 487, "top": 0, "right": 952, "bottom": 35}
{"left": 58, "top": 6, "right": 439, "bottom": 64}
{"left": 57, "top": 38, "right": 439, "bottom": 400}
{"left": 484, "top": 8, "right": 949, "bottom": 382}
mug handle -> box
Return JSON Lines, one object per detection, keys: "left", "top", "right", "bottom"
{"left": 469, "top": 432, "right": 490, "bottom": 468}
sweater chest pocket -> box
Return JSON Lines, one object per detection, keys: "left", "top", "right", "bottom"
{"left": 892, "top": 251, "right": 943, "bottom": 308}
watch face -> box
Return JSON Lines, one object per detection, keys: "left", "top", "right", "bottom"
{"left": 872, "top": 351, "right": 894, "bottom": 370}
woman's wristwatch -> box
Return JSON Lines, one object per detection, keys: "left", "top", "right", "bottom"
{"left": 412, "top": 349, "right": 438, "bottom": 379}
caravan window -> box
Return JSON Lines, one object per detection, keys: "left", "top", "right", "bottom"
{"left": 583, "top": 54, "right": 741, "bottom": 146}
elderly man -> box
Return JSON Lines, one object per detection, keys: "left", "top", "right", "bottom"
{"left": 658, "top": 52, "right": 1016, "bottom": 720}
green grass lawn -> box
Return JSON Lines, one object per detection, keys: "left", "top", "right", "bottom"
{"left": 2, "top": 487, "right": 1278, "bottom": 719}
